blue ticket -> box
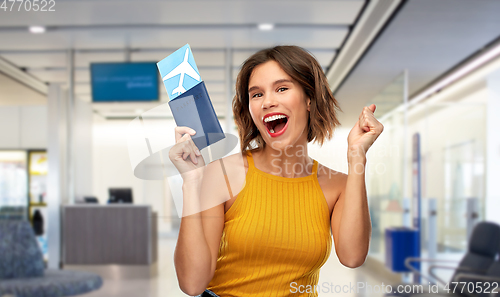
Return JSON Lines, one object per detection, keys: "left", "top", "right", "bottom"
{"left": 157, "top": 44, "right": 202, "bottom": 100}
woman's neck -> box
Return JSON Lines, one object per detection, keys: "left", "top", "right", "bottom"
{"left": 254, "top": 143, "right": 313, "bottom": 178}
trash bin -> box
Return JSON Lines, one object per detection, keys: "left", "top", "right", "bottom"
{"left": 385, "top": 227, "right": 420, "bottom": 272}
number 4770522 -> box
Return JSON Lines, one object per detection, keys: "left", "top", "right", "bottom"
{"left": 1, "top": 0, "right": 56, "bottom": 12}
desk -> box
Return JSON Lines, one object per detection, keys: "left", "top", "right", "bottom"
{"left": 63, "top": 205, "right": 157, "bottom": 265}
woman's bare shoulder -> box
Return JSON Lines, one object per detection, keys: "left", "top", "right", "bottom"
{"left": 316, "top": 163, "right": 348, "bottom": 200}
{"left": 200, "top": 153, "right": 248, "bottom": 208}
{"left": 317, "top": 162, "right": 346, "bottom": 179}
{"left": 220, "top": 151, "right": 248, "bottom": 166}
{"left": 207, "top": 151, "right": 248, "bottom": 174}
{"left": 210, "top": 151, "right": 250, "bottom": 211}
{"left": 205, "top": 151, "right": 249, "bottom": 188}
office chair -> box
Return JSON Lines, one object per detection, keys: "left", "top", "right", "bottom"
{"left": 385, "top": 221, "right": 500, "bottom": 297}
{"left": 452, "top": 259, "right": 500, "bottom": 297}
{"left": 409, "top": 259, "right": 500, "bottom": 297}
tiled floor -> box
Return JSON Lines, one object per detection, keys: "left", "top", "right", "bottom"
{"left": 72, "top": 236, "right": 399, "bottom": 297}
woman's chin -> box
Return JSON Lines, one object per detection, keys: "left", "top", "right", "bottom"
{"left": 266, "top": 137, "right": 291, "bottom": 151}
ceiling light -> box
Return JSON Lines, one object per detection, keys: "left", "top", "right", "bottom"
{"left": 29, "top": 26, "right": 46, "bottom": 34}
{"left": 258, "top": 23, "right": 274, "bottom": 31}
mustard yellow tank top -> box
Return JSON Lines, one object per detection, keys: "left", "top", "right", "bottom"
{"left": 207, "top": 150, "right": 332, "bottom": 297}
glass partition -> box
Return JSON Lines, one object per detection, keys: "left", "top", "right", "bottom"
{"left": 366, "top": 71, "right": 487, "bottom": 263}
{"left": 411, "top": 101, "right": 486, "bottom": 253}
{"left": 365, "top": 72, "right": 407, "bottom": 262}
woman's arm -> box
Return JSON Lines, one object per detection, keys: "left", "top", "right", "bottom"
{"left": 174, "top": 162, "right": 226, "bottom": 296}
{"left": 331, "top": 103, "right": 383, "bottom": 268}
{"left": 331, "top": 153, "right": 371, "bottom": 268}
{"left": 175, "top": 181, "right": 213, "bottom": 295}
{"left": 168, "top": 126, "right": 226, "bottom": 296}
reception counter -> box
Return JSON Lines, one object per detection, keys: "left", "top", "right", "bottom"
{"left": 63, "top": 205, "right": 158, "bottom": 265}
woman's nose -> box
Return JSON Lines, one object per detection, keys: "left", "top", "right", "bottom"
{"left": 261, "top": 93, "right": 278, "bottom": 109}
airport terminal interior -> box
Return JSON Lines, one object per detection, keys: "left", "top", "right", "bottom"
{"left": 1, "top": 0, "right": 500, "bottom": 296}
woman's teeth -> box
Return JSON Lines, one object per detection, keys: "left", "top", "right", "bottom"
{"left": 265, "top": 114, "right": 287, "bottom": 134}
{"left": 264, "top": 114, "right": 287, "bottom": 122}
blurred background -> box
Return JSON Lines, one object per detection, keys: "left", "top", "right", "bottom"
{"left": 0, "top": 0, "right": 499, "bottom": 296}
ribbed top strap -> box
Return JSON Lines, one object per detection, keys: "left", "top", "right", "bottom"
{"left": 312, "top": 159, "right": 318, "bottom": 177}
{"left": 246, "top": 150, "right": 255, "bottom": 169}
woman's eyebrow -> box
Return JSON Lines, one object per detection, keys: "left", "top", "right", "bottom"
{"left": 248, "top": 85, "right": 260, "bottom": 93}
{"left": 273, "top": 79, "right": 293, "bottom": 86}
{"left": 248, "top": 79, "right": 293, "bottom": 93}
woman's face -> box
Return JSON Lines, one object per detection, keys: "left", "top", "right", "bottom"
{"left": 248, "top": 60, "right": 310, "bottom": 150}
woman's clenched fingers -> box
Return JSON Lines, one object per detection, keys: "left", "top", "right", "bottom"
{"left": 175, "top": 126, "right": 196, "bottom": 142}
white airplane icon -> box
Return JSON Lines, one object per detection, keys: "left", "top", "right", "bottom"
{"left": 162, "top": 48, "right": 201, "bottom": 96}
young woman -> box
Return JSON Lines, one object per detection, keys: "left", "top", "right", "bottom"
{"left": 169, "top": 46, "right": 384, "bottom": 297}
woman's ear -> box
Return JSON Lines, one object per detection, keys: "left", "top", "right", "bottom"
{"left": 307, "top": 98, "right": 311, "bottom": 111}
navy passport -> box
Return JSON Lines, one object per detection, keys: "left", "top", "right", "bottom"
{"left": 168, "top": 81, "right": 225, "bottom": 150}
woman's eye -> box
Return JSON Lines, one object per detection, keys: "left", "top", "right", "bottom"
{"left": 251, "top": 93, "right": 262, "bottom": 98}
{"left": 278, "top": 87, "right": 288, "bottom": 92}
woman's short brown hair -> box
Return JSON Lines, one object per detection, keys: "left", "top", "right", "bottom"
{"left": 232, "top": 45, "right": 342, "bottom": 152}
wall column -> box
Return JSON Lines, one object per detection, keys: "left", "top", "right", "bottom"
{"left": 486, "top": 69, "right": 500, "bottom": 224}
{"left": 46, "top": 84, "right": 68, "bottom": 269}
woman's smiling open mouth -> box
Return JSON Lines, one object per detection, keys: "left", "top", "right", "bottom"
{"left": 263, "top": 112, "right": 289, "bottom": 137}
